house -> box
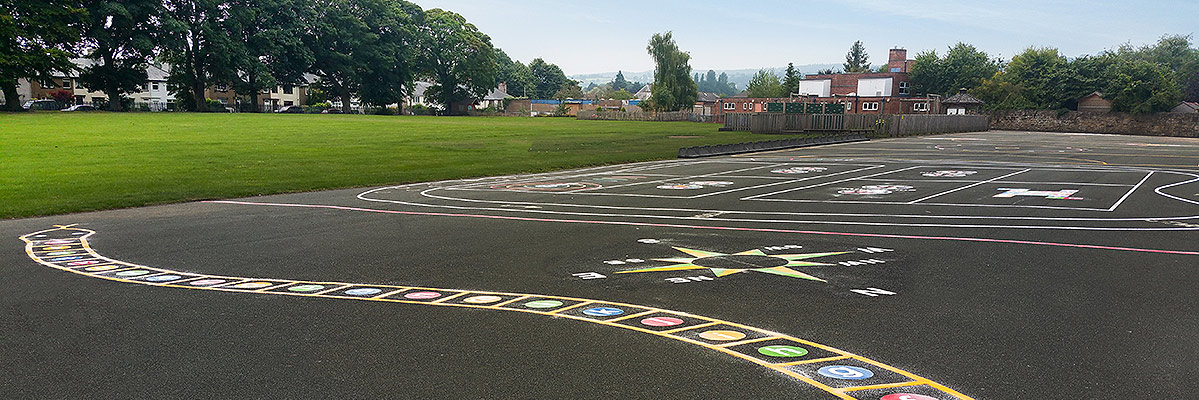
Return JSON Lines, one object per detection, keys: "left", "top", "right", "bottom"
{"left": 693, "top": 91, "right": 719, "bottom": 115}
{"left": 476, "top": 83, "right": 510, "bottom": 110}
{"left": 942, "top": 89, "right": 984, "bottom": 115}
{"left": 1170, "top": 101, "right": 1199, "bottom": 113}
{"left": 634, "top": 84, "right": 652, "bottom": 100}
{"left": 1077, "top": 92, "right": 1112, "bottom": 113}
{"left": 714, "top": 47, "right": 939, "bottom": 119}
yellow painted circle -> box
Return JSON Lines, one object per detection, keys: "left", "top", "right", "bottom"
{"left": 699, "top": 330, "right": 747, "bottom": 341}
{"left": 85, "top": 265, "right": 118, "bottom": 272}
{"left": 462, "top": 295, "right": 504, "bottom": 304}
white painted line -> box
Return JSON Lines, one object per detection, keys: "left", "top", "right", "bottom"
{"left": 1107, "top": 171, "right": 1154, "bottom": 211}
{"left": 906, "top": 169, "right": 1031, "bottom": 204}
{"left": 688, "top": 165, "right": 886, "bottom": 199}
{"left": 749, "top": 197, "right": 1113, "bottom": 211}
{"left": 740, "top": 166, "right": 922, "bottom": 200}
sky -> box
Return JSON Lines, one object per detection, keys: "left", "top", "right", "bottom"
{"left": 413, "top": 0, "right": 1199, "bottom": 76}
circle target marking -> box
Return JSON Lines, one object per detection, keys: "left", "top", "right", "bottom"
{"left": 189, "top": 279, "right": 227, "bottom": 286}
{"left": 817, "top": 365, "right": 874, "bottom": 380}
{"left": 144, "top": 275, "right": 182, "bottom": 282}
{"left": 404, "top": 291, "right": 442, "bottom": 300}
{"left": 115, "top": 270, "right": 151, "bottom": 277}
{"left": 288, "top": 284, "right": 325, "bottom": 292}
{"left": 698, "top": 330, "right": 747, "bottom": 341}
{"left": 462, "top": 295, "right": 503, "bottom": 304}
{"left": 231, "top": 281, "right": 273, "bottom": 289}
{"left": 582, "top": 307, "right": 624, "bottom": 317}
{"left": 85, "top": 265, "right": 118, "bottom": 272}
{"left": 757, "top": 345, "right": 809, "bottom": 358}
{"left": 524, "top": 300, "right": 564, "bottom": 309}
{"left": 344, "top": 288, "right": 383, "bottom": 296}
{"left": 640, "top": 317, "right": 685, "bottom": 327}
{"left": 881, "top": 394, "right": 939, "bottom": 400}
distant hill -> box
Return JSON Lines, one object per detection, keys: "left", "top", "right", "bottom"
{"left": 570, "top": 64, "right": 841, "bottom": 91}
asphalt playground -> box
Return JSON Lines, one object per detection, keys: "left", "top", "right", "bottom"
{"left": 3, "top": 130, "right": 1198, "bottom": 399}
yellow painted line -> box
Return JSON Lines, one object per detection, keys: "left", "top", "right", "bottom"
{"left": 488, "top": 295, "right": 531, "bottom": 309}
{"left": 547, "top": 301, "right": 592, "bottom": 314}
{"left": 428, "top": 291, "right": 469, "bottom": 304}
{"left": 603, "top": 309, "right": 658, "bottom": 323}
{"left": 716, "top": 336, "right": 779, "bottom": 348}
{"left": 776, "top": 355, "right": 852, "bottom": 366}
{"left": 839, "top": 380, "right": 927, "bottom": 392}
{"left": 659, "top": 321, "right": 720, "bottom": 334}
{"left": 19, "top": 226, "right": 974, "bottom": 400}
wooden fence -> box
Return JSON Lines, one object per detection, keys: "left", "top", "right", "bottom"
{"left": 723, "top": 112, "right": 989, "bottom": 137}
{"left": 577, "top": 109, "right": 715, "bottom": 122}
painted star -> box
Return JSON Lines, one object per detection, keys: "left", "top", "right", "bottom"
{"left": 615, "top": 247, "right": 849, "bottom": 282}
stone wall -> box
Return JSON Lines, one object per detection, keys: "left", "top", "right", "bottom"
{"left": 989, "top": 110, "right": 1199, "bottom": 137}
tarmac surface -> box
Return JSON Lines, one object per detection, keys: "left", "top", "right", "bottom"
{"left": 3, "top": 130, "right": 1198, "bottom": 399}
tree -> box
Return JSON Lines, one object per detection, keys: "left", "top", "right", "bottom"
{"left": 1105, "top": 58, "right": 1182, "bottom": 113}
{"left": 745, "top": 69, "right": 782, "bottom": 98}
{"left": 610, "top": 89, "right": 634, "bottom": 100}
{"left": 843, "top": 40, "right": 871, "bottom": 73}
{"left": 161, "top": 0, "right": 238, "bottom": 111}
{"left": 77, "top": 0, "right": 159, "bottom": 111}
{"left": 226, "top": 0, "right": 315, "bottom": 112}
{"left": 781, "top": 63, "right": 801, "bottom": 96}
{"left": 909, "top": 43, "right": 1001, "bottom": 96}
{"left": 612, "top": 70, "right": 628, "bottom": 92}
{"left": 529, "top": 58, "right": 567, "bottom": 99}
{"left": 552, "top": 79, "right": 582, "bottom": 99}
{"left": 973, "top": 72, "right": 1035, "bottom": 110}
{"left": 420, "top": 8, "right": 496, "bottom": 115}
{"left": 305, "top": 0, "right": 420, "bottom": 113}
{"left": 507, "top": 61, "right": 533, "bottom": 97}
{"left": 646, "top": 31, "right": 696, "bottom": 111}
{"left": 0, "top": 0, "right": 85, "bottom": 110}
{"left": 1003, "top": 47, "right": 1071, "bottom": 108}
{"left": 817, "top": 68, "right": 838, "bottom": 75}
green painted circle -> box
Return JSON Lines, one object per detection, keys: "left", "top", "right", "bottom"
{"left": 288, "top": 284, "right": 325, "bottom": 292}
{"left": 524, "top": 300, "right": 564, "bottom": 309}
{"left": 757, "top": 345, "right": 809, "bottom": 358}
{"left": 116, "top": 270, "right": 150, "bottom": 277}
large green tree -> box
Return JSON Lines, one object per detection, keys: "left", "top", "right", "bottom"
{"left": 843, "top": 40, "right": 871, "bottom": 73}
{"left": 781, "top": 63, "right": 801, "bottom": 96}
{"left": 1105, "top": 58, "right": 1182, "bottom": 113}
{"left": 646, "top": 31, "right": 696, "bottom": 111}
{"left": 226, "top": 0, "right": 315, "bottom": 112}
{"left": 1003, "top": 47, "right": 1071, "bottom": 109}
{"left": 0, "top": 0, "right": 85, "bottom": 110}
{"left": 161, "top": 0, "right": 238, "bottom": 111}
{"left": 745, "top": 69, "right": 782, "bottom": 98}
{"left": 78, "top": 0, "right": 159, "bottom": 111}
{"left": 420, "top": 8, "right": 497, "bottom": 115}
{"left": 306, "top": 0, "right": 421, "bottom": 113}
{"left": 909, "top": 43, "right": 1001, "bottom": 97}
{"left": 529, "top": 58, "right": 567, "bottom": 99}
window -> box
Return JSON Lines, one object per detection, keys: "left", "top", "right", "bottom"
{"left": 862, "top": 102, "right": 880, "bottom": 111}
{"left": 40, "top": 79, "right": 56, "bottom": 89}
{"left": 913, "top": 102, "right": 929, "bottom": 112}
{"left": 283, "top": 85, "right": 293, "bottom": 95}
{"left": 743, "top": 102, "right": 750, "bottom": 110}
{"left": 215, "top": 84, "right": 228, "bottom": 92}
{"left": 284, "top": 101, "right": 294, "bottom": 106}
{"left": 898, "top": 81, "right": 909, "bottom": 95}
{"left": 63, "top": 79, "right": 73, "bottom": 89}
{"left": 152, "top": 83, "right": 159, "bottom": 91}
{"left": 723, "top": 102, "right": 735, "bottom": 110}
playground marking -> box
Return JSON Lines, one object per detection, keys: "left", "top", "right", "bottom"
{"left": 21, "top": 225, "right": 975, "bottom": 400}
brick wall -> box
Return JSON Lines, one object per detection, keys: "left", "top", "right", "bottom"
{"left": 989, "top": 110, "right": 1199, "bottom": 137}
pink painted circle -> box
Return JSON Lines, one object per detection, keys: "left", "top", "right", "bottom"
{"left": 188, "top": 279, "right": 227, "bottom": 286}
{"left": 880, "top": 394, "right": 939, "bottom": 400}
{"left": 640, "top": 317, "right": 685, "bottom": 327}
{"left": 404, "top": 291, "right": 442, "bottom": 300}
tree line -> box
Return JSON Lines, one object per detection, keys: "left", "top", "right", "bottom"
{"left": 1, "top": 0, "right": 579, "bottom": 114}
{"left": 911, "top": 36, "right": 1199, "bottom": 113}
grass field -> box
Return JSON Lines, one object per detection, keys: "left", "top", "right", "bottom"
{"left": 0, "top": 112, "right": 767, "bottom": 219}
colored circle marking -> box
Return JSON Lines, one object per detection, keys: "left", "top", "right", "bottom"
{"left": 404, "top": 291, "right": 442, "bottom": 300}
{"left": 881, "top": 394, "right": 939, "bottom": 400}
{"left": 757, "top": 345, "right": 809, "bottom": 358}
{"left": 344, "top": 288, "right": 383, "bottom": 296}
{"left": 288, "top": 284, "right": 325, "bottom": 292}
{"left": 45, "top": 251, "right": 77, "bottom": 256}
{"left": 582, "top": 307, "right": 624, "bottom": 317}
{"left": 231, "top": 281, "right": 274, "bottom": 289}
{"left": 524, "top": 300, "right": 564, "bottom": 309}
{"left": 44, "top": 246, "right": 72, "bottom": 250}
{"left": 85, "top": 265, "right": 118, "bottom": 272}
{"left": 68, "top": 260, "right": 100, "bottom": 266}
{"left": 698, "top": 330, "right": 747, "bottom": 341}
{"left": 144, "top": 275, "right": 182, "bottom": 282}
{"left": 640, "top": 317, "right": 685, "bottom": 327}
{"left": 115, "top": 270, "right": 151, "bottom": 277}
{"left": 463, "top": 295, "right": 503, "bottom": 304}
{"left": 189, "top": 279, "right": 227, "bottom": 286}
{"left": 817, "top": 365, "right": 874, "bottom": 380}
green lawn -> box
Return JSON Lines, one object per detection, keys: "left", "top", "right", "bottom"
{"left": 1, "top": 112, "right": 766, "bottom": 219}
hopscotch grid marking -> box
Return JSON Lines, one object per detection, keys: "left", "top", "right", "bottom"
{"left": 18, "top": 227, "right": 983, "bottom": 400}
{"left": 660, "top": 321, "right": 721, "bottom": 334}
{"left": 776, "top": 355, "right": 853, "bottom": 366}
{"left": 906, "top": 169, "right": 1031, "bottom": 204}
{"left": 372, "top": 288, "right": 411, "bottom": 298}
{"left": 428, "top": 291, "right": 470, "bottom": 304}
{"left": 838, "top": 380, "right": 927, "bottom": 393}
{"left": 716, "top": 336, "right": 781, "bottom": 348}
{"left": 488, "top": 295, "right": 532, "bottom": 309}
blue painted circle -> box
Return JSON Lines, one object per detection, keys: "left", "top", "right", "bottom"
{"left": 345, "top": 288, "right": 383, "bottom": 296}
{"left": 145, "top": 275, "right": 182, "bottom": 282}
{"left": 582, "top": 307, "right": 624, "bottom": 317}
{"left": 817, "top": 365, "right": 874, "bottom": 380}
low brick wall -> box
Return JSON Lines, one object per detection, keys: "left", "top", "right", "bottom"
{"left": 989, "top": 110, "right": 1199, "bottom": 137}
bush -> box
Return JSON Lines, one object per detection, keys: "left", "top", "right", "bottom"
{"left": 205, "top": 99, "right": 227, "bottom": 112}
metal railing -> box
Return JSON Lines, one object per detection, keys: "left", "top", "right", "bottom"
{"left": 723, "top": 112, "right": 989, "bottom": 137}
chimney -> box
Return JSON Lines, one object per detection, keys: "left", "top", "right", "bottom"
{"left": 498, "top": 82, "right": 508, "bottom": 94}
{"left": 888, "top": 48, "right": 908, "bottom": 73}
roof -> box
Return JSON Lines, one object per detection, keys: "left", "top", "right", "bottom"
{"left": 1079, "top": 91, "right": 1105, "bottom": 100}
{"left": 943, "top": 91, "right": 984, "bottom": 105}
{"left": 634, "top": 84, "right": 653, "bottom": 100}
{"left": 1173, "top": 101, "right": 1199, "bottom": 112}
{"left": 482, "top": 86, "right": 510, "bottom": 100}
{"left": 696, "top": 92, "right": 719, "bottom": 103}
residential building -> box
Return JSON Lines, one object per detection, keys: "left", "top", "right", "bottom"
{"left": 693, "top": 92, "right": 719, "bottom": 115}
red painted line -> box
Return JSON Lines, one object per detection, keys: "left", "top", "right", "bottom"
{"left": 206, "top": 200, "right": 1199, "bottom": 256}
